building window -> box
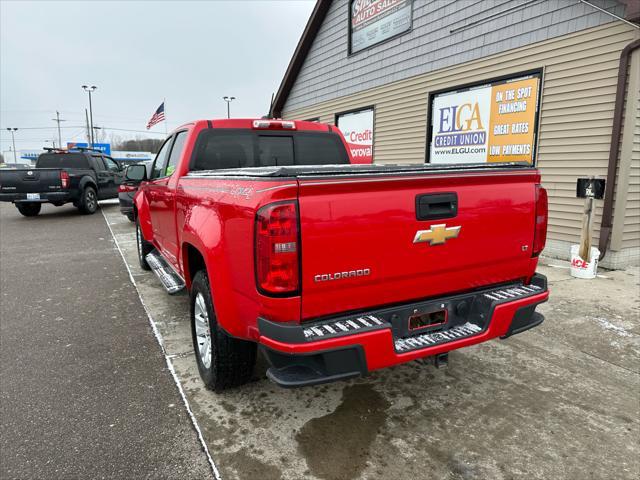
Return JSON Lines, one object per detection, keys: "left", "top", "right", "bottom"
{"left": 427, "top": 71, "right": 542, "bottom": 165}
{"left": 336, "top": 107, "right": 374, "bottom": 164}
{"left": 349, "top": 0, "right": 413, "bottom": 54}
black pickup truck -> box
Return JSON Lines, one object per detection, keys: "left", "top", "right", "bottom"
{"left": 0, "top": 149, "right": 124, "bottom": 216}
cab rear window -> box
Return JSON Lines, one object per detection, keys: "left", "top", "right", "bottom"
{"left": 36, "top": 153, "right": 90, "bottom": 169}
{"left": 191, "top": 130, "right": 348, "bottom": 171}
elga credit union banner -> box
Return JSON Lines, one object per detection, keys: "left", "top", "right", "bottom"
{"left": 337, "top": 108, "right": 374, "bottom": 164}
{"left": 429, "top": 75, "right": 540, "bottom": 164}
{"left": 350, "top": 0, "right": 412, "bottom": 53}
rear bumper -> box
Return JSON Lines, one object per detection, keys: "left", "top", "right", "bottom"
{"left": 259, "top": 274, "right": 549, "bottom": 387}
{"left": 0, "top": 192, "right": 72, "bottom": 204}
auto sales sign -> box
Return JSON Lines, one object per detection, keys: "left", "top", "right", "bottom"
{"left": 337, "top": 108, "right": 374, "bottom": 164}
{"left": 350, "top": 0, "right": 412, "bottom": 53}
{"left": 429, "top": 74, "right": 540, "bottom": 164}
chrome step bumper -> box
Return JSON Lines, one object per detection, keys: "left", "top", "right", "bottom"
{"left": 394, "top": 322, "right": 482, "bottom": 353}
{"left": 303, "top": 314, "right": 387, "bottom": 340}
{"left": 259, "top": 273, "right": 548, "bottom": 349}
{"left": 259, "top": 274, "right": 548, "bottom": 388}
{"left": 146, "top": 250, "right": 185, "bottom": 295}
{"left": 483, "top": 284, "right": 543, "bottom": 302}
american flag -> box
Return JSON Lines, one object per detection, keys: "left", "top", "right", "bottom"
{"left": 146, "top": 102, "right": 165, "bottom": 129}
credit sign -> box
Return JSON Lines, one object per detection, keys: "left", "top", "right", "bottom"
{"left": 429, "top": 74, "right": 540, "bottom": 164}
{"left": 336, "top": 108, "right": 374, "bottom": 164}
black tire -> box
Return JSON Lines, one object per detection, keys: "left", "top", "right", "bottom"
{"left": 126, "top": 213, "right": 135, "bottom": 223}
{"left": 190, "top": 270, "right": 256, "bottom": 391}
{"left": 16, "top": 203, "right": 41, "bottom": 217}
{"left": 136, "top": 218, "right": 153, "bottom": 271}
{"left": 78, "top": 186, "right": 98, "bottom": 214}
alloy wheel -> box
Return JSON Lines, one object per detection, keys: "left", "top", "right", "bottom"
{"left": 194, "top": 293, "right": 212, "bottom": 368}
{"left": 136, "top": 224, "right": 143, "bottom": 257}
{"left": 87, "top": 190, "right": 96, "bottom": 211}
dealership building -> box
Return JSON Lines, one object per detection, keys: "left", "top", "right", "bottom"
{"left": 272, "top": 0, "right": 640, "bottom": 268}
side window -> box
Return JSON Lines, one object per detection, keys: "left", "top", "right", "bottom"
{"left": 151, "top": 137, "right": 174, "bottom": 179}
{"left": 192, "top": 131, "right": 254, "bottom": 171}
{"left": 92, "top": 156, "right": 106, "bottom": 171}
{"left": 103, "top": 157, "right": 120, "bottom": 172}
{"left": 165, "top": 131, "right": 187, "bottom": 177}
{"left": 295, "top": 133, "right": 349, "bottom": 165}
{"left": 258, "top": 136, "right": 294, "bottom": 166}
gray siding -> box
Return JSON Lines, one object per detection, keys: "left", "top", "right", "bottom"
{"left": 284, "top": 0, "right": 627, "bottom": 112}
{"left": 282, "top": 23, "right": 640, "bottom": 256}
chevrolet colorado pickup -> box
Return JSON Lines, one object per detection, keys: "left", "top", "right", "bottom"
{"left": 0, "top": 149, "right": 124, "bottom": 216}
{"left": 129, "top": 118, "right": 549, "bottom": 391}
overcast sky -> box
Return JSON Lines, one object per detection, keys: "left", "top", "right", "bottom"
{"left": 0, "top": 0, "right": 315, "bottom": 152}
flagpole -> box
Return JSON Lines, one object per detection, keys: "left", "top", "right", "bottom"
{"left": 164, "top": 98, "right": 167, "bottom": 135}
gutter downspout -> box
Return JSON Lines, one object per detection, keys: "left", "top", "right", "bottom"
{"left": 598, "top": 38, "right": 640, "bottom": 260}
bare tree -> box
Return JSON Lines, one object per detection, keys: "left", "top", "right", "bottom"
{"left": 111, "top": 136, "right": 163, "bottom": 153}
{"left": 93, "top": 126, "right": 107, "bottom": 143}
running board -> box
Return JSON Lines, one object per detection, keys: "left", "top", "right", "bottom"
{"left": 145, "top": 250, "right": 185, "bottom": 295}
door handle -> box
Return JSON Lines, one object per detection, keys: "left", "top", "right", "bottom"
{"left": 416, "top": 193, "right": 458, "bottom": 220}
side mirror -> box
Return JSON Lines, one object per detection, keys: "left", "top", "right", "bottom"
{"left": 125, "top": 164, "right": 147, "bottom": 182}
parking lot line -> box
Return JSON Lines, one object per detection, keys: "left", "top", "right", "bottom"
{"left": 101, "top": 206, "right": 222, "bottom": 480}
{"left": 0, "top": 202, "right": 214, "bottom": 479}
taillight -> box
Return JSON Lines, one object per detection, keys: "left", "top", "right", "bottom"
{"left": 118, "top": 183, "right": 137, "bottom": 193}
{"left": 255, "top": 201, "right": 300, "bottom": 295}
{"left": 60, "top": 170, "right": 70, "bottom": 189}
{"left": 532, "top": 185, "right": 548, "bottom": 257}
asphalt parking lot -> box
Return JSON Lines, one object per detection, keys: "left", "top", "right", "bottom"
{"left": 0, "top": 202, "right": 211, "bottom": 479}
{"left": 2, "top": 201, "right": 639, "bottom": 479}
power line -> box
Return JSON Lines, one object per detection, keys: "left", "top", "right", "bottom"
{"left": 0, "top": 125, "right": 165, "bottom": 135}
{"left": 105, "top": 127, "right": 166, "bottom": 135}
{"left": 0, "top": 128, "right": 94, "bottom": 145}
{"left": 0, "top": 125, "right": 85, "bottom": 130}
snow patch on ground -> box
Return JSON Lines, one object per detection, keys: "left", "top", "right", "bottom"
{"left": 593, "top": 317, "right": 633, "bottom": 338}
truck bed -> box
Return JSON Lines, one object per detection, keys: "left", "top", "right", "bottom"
{"left": 186, "top": 162, "right": 533, "bottom": 178}
{"left": 0, "top": 168, "right": 63, "bottom": 194}
{"left": 180, "top": 161, "right": 541, "bottom": 321}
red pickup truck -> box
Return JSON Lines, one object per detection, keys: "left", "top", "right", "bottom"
{"left": 129, "top": 118, "right": 549, "bottom": 391}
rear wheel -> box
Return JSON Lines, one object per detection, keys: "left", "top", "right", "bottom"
{"left": 16, "top": 203, "right": 41, "bottom": 217}
{"left": 78, "top": 186, "right": 98, "bottom": 214}
{"left": 136, "top": 217, "right": 153, "bottom": 271}
{"left": 190, "top": 270, "right": 256, "bottom": 391}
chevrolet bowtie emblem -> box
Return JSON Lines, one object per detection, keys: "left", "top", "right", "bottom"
{"left": 413, "top": 224, "right": 461, "bottom": 246}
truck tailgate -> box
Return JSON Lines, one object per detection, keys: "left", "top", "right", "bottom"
{"left": 0, "top": 169, "right": 62, "bottom": 194}
{"left": 298, "top": 169, "right": 539, "bottom": 320}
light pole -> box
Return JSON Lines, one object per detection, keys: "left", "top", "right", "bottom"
{"left": 92, "top": 125, "right": 102, "bottom": 143}
{"left": 82, "top": 85, "right": 97, "bottom": 145}
{"left": 223, "top": 96, "right": 236, "bottom": 119}
{"left": 6, "top": 128, "right": 18, "bottom": 163}
{"left": 52, "top": 111, "right": 65, "bottom": 148}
